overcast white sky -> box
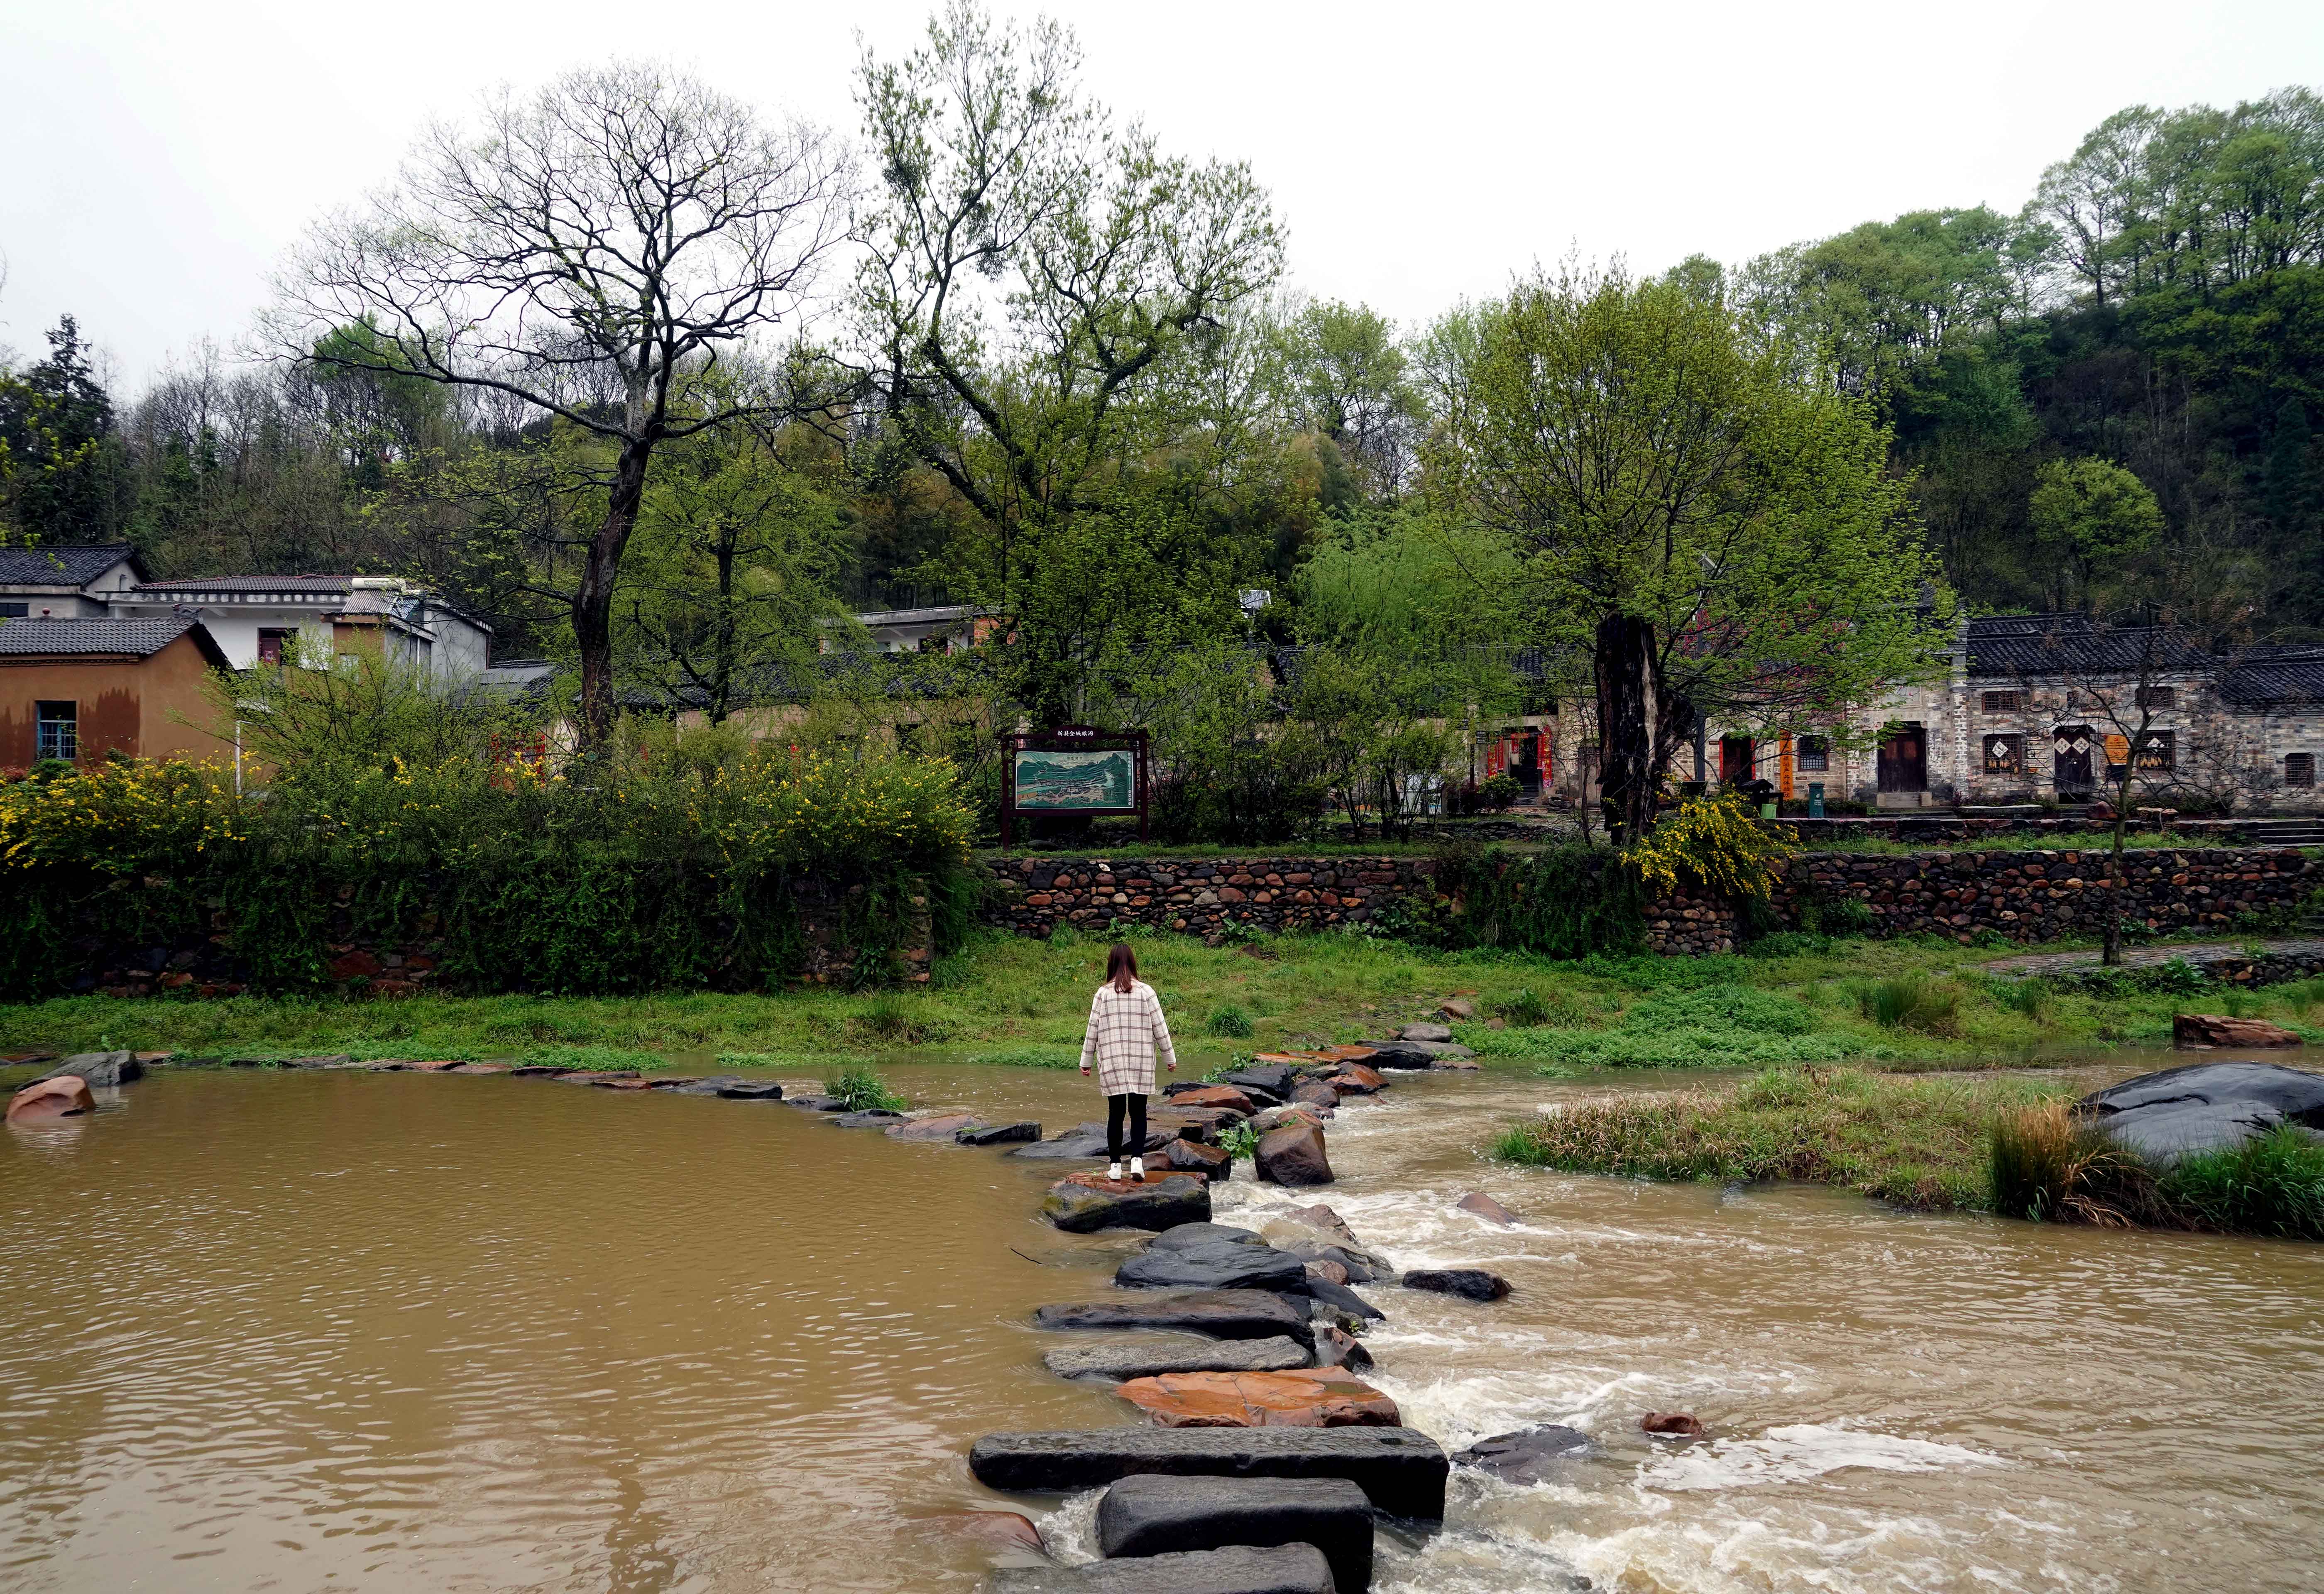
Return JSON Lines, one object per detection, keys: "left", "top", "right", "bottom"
{"left": 3, "top": 0, "right": 2320, "bottom": 389}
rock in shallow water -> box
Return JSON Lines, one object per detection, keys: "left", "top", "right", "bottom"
{"left": 1117, "top": 1227, "right": 1310, "bottom": 1293}
{"left": 1042, "top": 1335, "right": 1311, "bottom": 1381}
{"left": 1302, "top": 1278, "right": 1383, "bottom": 1322}
{"left": 1032, "top": 1289, "right": 1311, "bottom": 1345}
{"left": 1012, "top": 1122, "right": 1169, "bottom": 1159}
{"left": 886, "top": 1111, "right": 985, "bottom": 1142}
{"left": 959, "top": 1120, "right": 1041, "bottom": 1145}
{"left": 1255, "top": 1124, "right": 1333, "bottom": 1186}
{"left": 2172, "top": 1013, "right": 2304, "bottom": 1049}
{"left": 1118, "top": 1369, "right": 1400, "bottom": 1429}
{"left": 1097, "top": 1474, "right": 1374, "bottom": 1593}
{"left": 1641, "top": 1411, "right": 1706, "bottom": 1437}
{"left": 989, "top": 1543, "right": 1335, "bottom": 1594}
{"left": 966, "top": 1426, "right": 1448, "bottom": 1518}
{"left": 1400, "top": 1268, "right": 1510, "bottom": 1302}
{"left": 1456, "top": 1192, "right": 1518, "bottom": 1225}
{"left": 7, "top": 1075, "right": 95, "bottom": 1121}
{"left": 1454, "top": 1425, "right": 1600, "bottom": 1479}
{"left": 34, "top": 1051, "right": 140, "bottom": 1088}
{"left": 1042, "top": 1173, "right": 1212, "bottom": 1234}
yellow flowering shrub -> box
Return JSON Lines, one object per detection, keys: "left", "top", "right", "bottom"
{"left": 1624, "top": 793, "right": 1798, "bottom": 902}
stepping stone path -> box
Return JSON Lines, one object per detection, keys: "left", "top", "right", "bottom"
{"left": 1117, "top": 1369, "right": 1402, "bottom": 1429}
{"left": 1097, "top": 1475, "right": 1375, "bottom": 1593}
{"left": 1044, "top": 1336, "right": 1311, "bottom": 1382}
{"left": 1042, "top": 1173, "right": 1212, "bottom": 1234}
{"left": 1116, "top": 1226, "right": 1310, "bottom": 1293}
{"left": 886, "top": 1111, "right": 986, "bottom": 1142}
{"left": 959, "top": 1120, "right": 1041, "bottom": 1146}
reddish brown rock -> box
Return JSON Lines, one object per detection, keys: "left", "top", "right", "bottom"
{"left": 1303, "top": 1258, "right": 1350, "bottom": 1287}
{"left": 2173, "top": 1013, "right": 2303, "bottom": 1049}
{"left": 409, "top": 1059, "right": 463, "bottom": 1073}
{"left": 1641, "top": 1411, "right": 1705, "bottom": 1437}
{"left": 1326, "top": 1064, "right": 1385, "bottom": 1096}
{"left": 1439, "top": 997, "right": 1476, "bottom": 1020}
{"left": 1314, "top": 1045, "right": 1379, "bottom": 1064}
{"left": 1289, "top": 1081, "right": 1341, "bottom": 1110}
{"left": 1170, "top": 1084, "right": 1258, "bottom": 1114}
{"left": 936, "top": 1510, "right": 1046, "bottom": 1557}
{"left": 1457, "top": 1192, "right": 1518, "bottom": 1225}
{"left": 1256, "top": 1123, "right": 1334, "bottom": 1186}
{"left": 1117, "top": 1370, "right": 1401, "bottom": 1429}
{"left": 8, "top": 1075, "right": 95, "bottom": 1122}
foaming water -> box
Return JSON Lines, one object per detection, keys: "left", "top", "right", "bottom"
{"left": 2, "top": 1061, "right": 2320, "bottom": 1591}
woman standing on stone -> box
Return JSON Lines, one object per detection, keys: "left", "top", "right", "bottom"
{"left": 1079, "top": 942, "right": 1177, "bottom": 1182}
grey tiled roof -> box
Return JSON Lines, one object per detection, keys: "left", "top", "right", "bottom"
{"left": 0, "top": 615, "right": 208, "bottom": 658}
{"left": 1968, "top": 614, "right": 2212, "bottom": 677}
{"left": 2219, "top": 647, "right": 2324, "bottom": 707}
{"left": 0, "top": 543, "right": 143, "bottom": 587}
{"left": 130, "top": 574, "right": 352, "bottom": 594}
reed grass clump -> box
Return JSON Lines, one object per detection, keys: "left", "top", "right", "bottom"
{"left": 1989, "top": 1102, "right": 2324, "bottom": 1238}
{"left": 1206, "top": 1004, "right": 1255, "bottom": 1038}
{"left": 1849, "top": 973, "right": 1960, "bottom": 1033}
{"left": 822, "top": 1064, "right": 908, "bottom": 1112}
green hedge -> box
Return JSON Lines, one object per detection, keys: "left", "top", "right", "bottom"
{"left": 0, "top": 748, "right": 976, "bottom": 998}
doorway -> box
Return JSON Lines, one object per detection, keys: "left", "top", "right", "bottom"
{"left": 1719, "top": 736, "right": 1755, "bottom": 786}
{"left": 1876, "top": 723, "right": 1927, "bottom": 793}
{"left": 2053, "top": 724, "right": 2095, "bottom": 797}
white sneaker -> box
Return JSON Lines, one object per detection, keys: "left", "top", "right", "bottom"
{"left": 1129, "top": 1157, "right": 1145, "bottom": 1181}
{"left": 1107, "top": 1161, "right": 1123, "bottom": 1182}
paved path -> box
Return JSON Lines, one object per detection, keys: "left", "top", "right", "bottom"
{"left": 1979, "top": 938, "right": 2324, "bottom": 979}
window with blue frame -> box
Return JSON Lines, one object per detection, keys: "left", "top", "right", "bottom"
{"left": 36, "top": 701, "right": 77, "bottom": 761}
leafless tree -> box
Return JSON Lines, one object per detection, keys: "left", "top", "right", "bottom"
{"left": 267, "top": 62, "right": 851, "bottom": 747}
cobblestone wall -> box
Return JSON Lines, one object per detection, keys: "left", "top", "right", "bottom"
{"left": 984, "top": 855, "right": 1433, "bottom": 938}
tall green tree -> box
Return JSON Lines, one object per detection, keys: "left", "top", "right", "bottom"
{"left": 2026, "top": 456, "right": 2165, "bottom": 611}
{"left": 854, "top": 0, "right": 1285, "bottom": 725}
{"left": 0, "top": 316, "right": 120, "bottom": 542}
{"left": 1430, "top": 263, "right": 1952, "bottom": 843}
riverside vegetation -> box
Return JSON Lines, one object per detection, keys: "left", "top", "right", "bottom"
{"left": 1496, "top": 1066, "right": 2324, "bottom": 1240}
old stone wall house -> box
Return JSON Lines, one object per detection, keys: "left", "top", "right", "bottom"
{"left": 1536, "top": 615, "right": 2324, "bottom": 814}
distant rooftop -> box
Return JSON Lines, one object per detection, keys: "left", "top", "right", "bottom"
{"left": 1967, "top": 614, "right": 2213, "bottom": 677}
{"left": 130, "top": 574, "right": 355, "bottom": 595}
{"left": 0, "top": 543, "right": 145, "bottom": 587}
{"left": 0, "top": 614, "right": 224, "bottom": 663}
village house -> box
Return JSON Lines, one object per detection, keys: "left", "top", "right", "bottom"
{"left": 0, "top": 615, "right": 236, "bottom": 767}
{"left": 0, "top": 543, "right": 148, "bottom": 618}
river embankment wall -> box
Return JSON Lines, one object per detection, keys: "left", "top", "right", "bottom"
{"left": 985, "top": 847, "right": 2317, "bottom": 958}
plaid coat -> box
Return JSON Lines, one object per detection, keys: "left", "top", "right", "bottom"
{"left": 1080, "top": 979, "right": 1177, "bottom": 1096}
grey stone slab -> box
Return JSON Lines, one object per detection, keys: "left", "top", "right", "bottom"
{"left": 967, "top": 1427, "right": 1449, "bottom": 1519}
{"left": 1097, "top": 1474, "right": 1372, "bottom": 1593}
{"left": 1033, "top": 1290, "right": 1311, "bottom": 1346}
{"left": 1042, "top": 1335, "right": 1311, "bottom": 1382}
{"left": 988, "top": 1543, "right": 1334, "bottom": 1594}
{"left": 35, "top": 1051, "right": 140, "bottom": 1087}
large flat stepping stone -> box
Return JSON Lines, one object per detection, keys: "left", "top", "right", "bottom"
{"left": 1034, "top": 1290, "right": 1311, "bottom": 1345}
{"left": 34, "top": 1051, "right": 142, "bottom": 1087}
{"left": 968, "top": 1427, "right": 1449, "bottom": 1519}
{"left": 990, "top": 1543, "right": 1333, "bottom": 1594}
{"left": 1116, "top": 1227, "right": 1308, "bottom": 1293}
{"left": 714, "top": 1079, "right": 783, "bottom": 1099}
{"left": 1098, "top": 1474, "right": 1373, "bottom": 1593}
{"left": 832, "top": 1108, "right": 906, "bottom": 1128}
{"left": 1043, "top": 1335, "right": 1311, "bottom": 1382}
{"left": 1013, "top": 1122, "right": 1169, "bottom": 1159}
{"left": 961, "top": 1120, "right": 1042, "bottom": 1145}
{"left": 1043, "top": 1174, "right": 1212, "bottom": 1233}
{"left": 1119, "top": 1369, "right": 1400, "bottom": 1429}
{"left": 887, "top": 1112, "right": 986, "bottom": 1142}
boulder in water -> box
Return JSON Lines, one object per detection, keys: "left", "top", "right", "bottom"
{"left": 7, "top": 1075, "right": 94, "bottom": 1122}
{"left": 886, "top": 1112, "right": 984, "bottom": 1142}
{"left": 966, "top": 1426, "right": 1450, "bottom": 1518}
{"left": 988, "top": 1543, "right": 1335, "bottom": 1594}
{"left": 2173, "top": 1013, "right": 2303, "bottom": 1049}
{"left": 1043, "top": 1173, "right": 1213, "bottom": 1234}
{"left": 1096, "top": 1474, "right": 1374, "bottom": 1593}
{"left": 1223, "top": 1064, "right": 1294, "bottom": 1100}
{"left": 1401, "top": 1268, "right": 1509, "bottom": 1302}
{"left": 1454, "top": 1425, "right": 1600, "bottom": 1480}
{"left": 1043, "top": 1336, "right": 1311, "bottom": 1382}
{"left": 959, "top": 1120, "right": 1042, "bottom": 1146}
{"left": 1169, "top": 1084, "right": 1258, "bottom": 1114}
{"left": 831, "top": 1108, "right": 905, "bottom": 1127}
{"left": 1456, "top": 1192, "right": 1519, "bottom": 1225}
{"left": 1255, "top": 1124, "right": 1333, "bottom": 1186}
{"left": 1147, "top": 1137, "right": 1232, "bottom": 1179}
{"left": 1117, "top": 1227, "right": 1309, "bottom": 1293}
{"left": 2078, "top": 1061, "right": 2324, "bottom": 1161}
{"left": 35, "top": 1051, "right": 140, "bottom": 1088}
{"left": 1013, "top": 1122, "right": 1168, "bottom": 1159}
{"left": 1326, "top": 1064, "right": 1386, "bottom": 1096}
{"left": 1117, "top": 1369, "right": 1401, "bottom": 1429}
{"left": 714, "top": 1079, "right": 783, "bottom": 1099}
{"left": 1309, "top": 1323, "right": 1372, "bottom": 1372}
{"left": 1641, "top": 1411, "right": 1705, "bottom": 1437}
{"left": 1032, "top": 1289, "right": 1311, "bottom": 1345}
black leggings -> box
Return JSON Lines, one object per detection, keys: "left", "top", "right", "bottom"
{"left": 1105, "top": 1093, "right": 1147, "bottom": 1161}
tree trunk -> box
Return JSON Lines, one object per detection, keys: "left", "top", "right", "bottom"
{"left": 1594, "top": 614, "right": 1661, "bottom": 847}
{"left": 573, "top": 436, "right": 653, "bottom": 751}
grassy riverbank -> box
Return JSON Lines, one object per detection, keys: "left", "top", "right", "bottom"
{"left": 1496, "top": 1066, "right": 2324, "bottom": 1236}
{"left": 2, "top": 925, "right": 2317, "bottom": 1069}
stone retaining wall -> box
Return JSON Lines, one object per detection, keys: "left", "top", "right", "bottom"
{"left": 984, "top": 856, "right": 1434, "bottom": 938}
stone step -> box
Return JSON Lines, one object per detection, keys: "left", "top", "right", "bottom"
{"left": 967, "top": 1427, "right": 1449, "bottom": 1520}
{"left": 1042, "top": 1335, "right": 1313, "bottom": 1383}
{"left": 1033, "top": 1290, "right": 1311, "bottom": 1346}
{"left": 988, "top": 1542, "right": 1334, "bottom": 1594}
{"left": 1097, "top": 1474, "right": 1373, "bottom": 1594}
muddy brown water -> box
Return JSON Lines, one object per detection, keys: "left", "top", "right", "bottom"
{"left": 3, "top": 1059, "right": 2321, "bottom": 1592}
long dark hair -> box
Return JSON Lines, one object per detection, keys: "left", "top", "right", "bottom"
{"left": 1105, "top": 942, "right": 1138, "bottom": 994}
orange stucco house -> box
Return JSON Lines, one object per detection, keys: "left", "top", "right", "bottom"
{"left": 0, "top": 616, "right": 235, "bottom": 769}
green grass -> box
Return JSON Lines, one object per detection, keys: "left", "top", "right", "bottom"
{"left": 3, "top": 924, "right": 2314, "bottom": 1077}
{"left": 821, "top": 1064, "right": 908, "bottom": 1112}
{"left": 1990, "top": 1100, "right": 2324, "bottom": 1238}
{"left": 1205, "top": 1004, "right": 1255, "bottom": 1038}
{"left": 1494, "top": 1066, "right": 2068, "bottom": 1209}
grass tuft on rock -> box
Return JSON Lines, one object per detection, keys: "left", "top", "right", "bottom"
{"left": 1990, "top": 1102, "right": 2324, "bottom": 1238}
{"left": 1494, "top": 1066, "right": 2062, "bottom": 1210}
{"left": 822, "top": 1063, "right": 908, "bottom": 1112}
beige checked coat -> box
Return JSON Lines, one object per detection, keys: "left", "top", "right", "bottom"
{"left": 1079, "top": 978, "right": 1177, "bottom": 1096}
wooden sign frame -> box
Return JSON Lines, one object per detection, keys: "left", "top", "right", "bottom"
{"left": 999, "top": 726, "right": 1150, "bottom": 847}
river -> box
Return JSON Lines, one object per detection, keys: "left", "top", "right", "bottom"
{"left": 2, "top": 1060, "right": 2319, "bottom": 1592}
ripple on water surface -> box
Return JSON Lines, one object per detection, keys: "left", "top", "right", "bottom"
{"left": 4, "top": 1062, "right": 2323, "bottom": 1592}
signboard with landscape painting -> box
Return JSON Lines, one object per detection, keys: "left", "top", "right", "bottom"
{"left": 1000, "top": 726, "right": 1148, "bottom": 843}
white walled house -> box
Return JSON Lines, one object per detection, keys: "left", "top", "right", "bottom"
{"left": 110, "top": 574, "right": 492, "bottom": 678}
{"left": 0, "top": 544, "right": 147, "bottom": 619}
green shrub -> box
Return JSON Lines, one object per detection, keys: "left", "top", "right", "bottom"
{"left": 822, "top": 1064, "right": 908, "bottom": 1112}
{"left": 1206, "top": 1004, "right": 1255, "bottom": 1038}
{"left": 1498, "top": 987, "right": 1550, "bottom": 1027}
{"left": 965, "top": 1044, "right": 1078, "bottom": 1069}
{"left": 520, "top": 1043, "right": 665, "bottom": 1071}
{"left": 1849, "top": 973, "right": 1960, "bottom": 1033}
{"left": 1826, "top": 898, "right": 1875, "bottom": 933}
{"left": 1218, "top": 1120, "right": 1261, "bottom": 1161}
{"left": 1986, "top": 977, "right": 2052, "bottom": 1022}
{"left": 1625, "top": 794, "right": 1798, "bottom": 902}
